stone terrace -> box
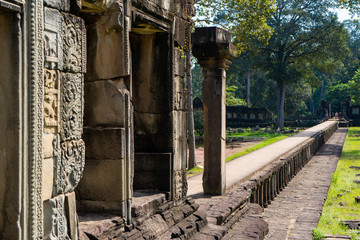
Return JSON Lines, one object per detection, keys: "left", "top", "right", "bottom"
{"left": 187, "top": 121, "right": 339, "bottom": 239}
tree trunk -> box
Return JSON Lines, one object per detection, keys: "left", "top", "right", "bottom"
{"left": 246, "top": 70, "right": 251, "bottom": 108}
{"left": 320, "top": 73, "right": 325, "bottom": 100}
{"left": 186, "top": 23, "right": 196, "bottom": 169}
{"left": 275, "top": 79, "right": 286, "bottom": 130}
{"left": 310, "top": 87, "right": 315, "bottom": 115}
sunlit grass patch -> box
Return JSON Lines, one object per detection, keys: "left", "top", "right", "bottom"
{"left": 314, "top": 127, "right": 360, "bottom": 240}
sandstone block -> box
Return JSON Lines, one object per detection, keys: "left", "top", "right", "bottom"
{"left": 42, "top": 158, "right": 54, "bottom": 201}
{"left": 77, "top": 159, "right": 125, "bottom": 202}
{"left": 65, "top": 192, "right": 79, "bottom": 240}
{"left": 84, "top": 80, "right": 129, "bottom": 127}
{"left": 83, "top": 128, "right": 125, "bottom": 160}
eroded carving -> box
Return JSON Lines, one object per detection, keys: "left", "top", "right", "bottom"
{"left": 54, "top": 139, "right": 85, "bottom": 194}
{"left": 60, "top": 73, "right": 83, "bottom": 142}
{"left": 174, "top": 170, "right": 187, "bottom": 201}
{"left": 44, "top": 69, "right": 60, "bottom": 134}
{"left": 44, "top": 7, "right": 63, "bottom": 70}
{"left": 43, "top": 195, "right": 69, "bottom": 240}
{"left": 62, "top": 13, "right": 86, "bottom": 73}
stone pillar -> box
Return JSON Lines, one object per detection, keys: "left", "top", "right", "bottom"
{"left": 192, "top": 27, "right": 237, "bottom": 195}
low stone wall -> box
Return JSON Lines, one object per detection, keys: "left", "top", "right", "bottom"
{"left": 245, "top": 121, "right": 338, "bottom": 208}
{"left": 190, "top": 121, "right": 338, "bottom": 240}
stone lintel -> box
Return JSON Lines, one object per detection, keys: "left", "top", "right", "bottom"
{"left": 192, "top": 27, "right": 237, "bottom": 70}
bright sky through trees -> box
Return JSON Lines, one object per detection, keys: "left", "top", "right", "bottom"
{"left": 335, "top": 8, "right": 353, "bottom": 21}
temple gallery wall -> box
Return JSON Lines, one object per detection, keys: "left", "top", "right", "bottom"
{"left": 0, "top": 0, "right": 195, "bottom": 239}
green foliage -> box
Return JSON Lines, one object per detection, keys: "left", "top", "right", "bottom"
{"left": 195, "top": 0, "right": 276, "bottom": 54}
{"left": 193, "top": 111, "right": 204, "bottom": 136}
{"left": 226, "top": 85, "right": 247, "bottom": 106}
{"left": 315, "top": 128, "right": 360, "bottom": 239}
{"left": 338, "top": 0, "right": 360, "bottom": 13}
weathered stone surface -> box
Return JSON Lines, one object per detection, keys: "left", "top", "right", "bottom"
{"left": 43, "top": 133, "right": 55, "bottom": 159}
{"left": 137, "top": 214, "right": 169, "bottom": 239}
{"left": 44, "top": 0, "right": 70, "bottom": 12}
{"left": 77, "top": 159, "right": 126, "bottom": 202}
{"left": 44, "top": 7, "right": 63, "bottom": 70}
{"left": 42, "top": 157, "right": 54, "bottom": 201}
{"left": 86, "top": 2, "right": 128, "bottom": 80}
{"left": 44, "top": 195, "right": 69, "bottom": 240}
{"left": 83, "top": 128, "right": 126, "bottom": 160}
{"left": 84, "top": 80, "right": 129, "bottom": 127}
{"left": 134, "top": 153, "right": 171, "bottom": 191}
{"left": 65, "top": 191, "right": 79, "bottom": 240}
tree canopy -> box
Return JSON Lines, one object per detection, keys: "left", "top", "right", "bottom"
{"left": 195, "top": 0, "right": 276, "bottom": 53}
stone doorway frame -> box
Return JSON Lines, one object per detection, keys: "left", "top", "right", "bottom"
{"left": 130, "top": 9, "right": 178, "bottom": 201}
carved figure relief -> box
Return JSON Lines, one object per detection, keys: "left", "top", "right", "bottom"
{"left": 54, "top": 140, "right": 85, "bottom": 194}
{"left": 62, "top": 13, "right": 86, "bottom": 73}
{"left": 60, "top": 73, "right": 83, "bottom": 142}
{"left": 43, "top": 195, "right": 69, "bottom": 240}
{"left": 44, "top": 69, "right": 60, "bottom": 134}
{"left": 44, "top": 7, "right": 63, "bottom": 70}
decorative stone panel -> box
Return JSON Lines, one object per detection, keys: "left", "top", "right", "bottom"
{"left": 60, "top": 72, "right": 83, "bottom": 142}
{"left": 43, "top": 195, "right": 69, "bottom": 240}
{"left": 54, "top": 139, "right": 85, "bottom": 195}
{"left": 44, "top": 69, "right": 60, "bottom": 134}
{"left": 44, "top": 7, "right": 63, "bottom": 71}
{"left": 62, "top": 13, "right": 86, "bottom": 73}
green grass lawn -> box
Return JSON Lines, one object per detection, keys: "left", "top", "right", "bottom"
{"left": 187, "top": 129, "right": 296, "bottom": 177}
{"left": 314, "top": 127, "right": 360, "bottom": 240}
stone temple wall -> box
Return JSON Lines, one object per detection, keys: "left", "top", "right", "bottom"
{"left": 0, "top": 0, "right": 193, "bottom": 239}
{"left": 42, "top": 1, "right": 86, "bottom": 239}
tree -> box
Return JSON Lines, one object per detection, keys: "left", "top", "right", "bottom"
{"left": 338, "top": 0, "right": 360, "bottom": 13}
{"left": 258, "top": 0, "right": 349, "bottom": 129}
{"left": 195, "top": 0, "right": 276, "bottom": 54}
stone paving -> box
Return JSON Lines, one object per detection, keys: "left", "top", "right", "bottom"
{"left": 262, "top": 128, "right": 348, "bottom": 240}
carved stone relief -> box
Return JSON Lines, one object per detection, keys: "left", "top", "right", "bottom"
{"left": 44, "top": 7, "right": 63, "bottom": 70}
{"left": 43, "top": 195, "right": 69, "bottom": 240}
{"left": 54, "top": 139, "right": 85, "bottom": 195}
{"left": 62, "top": 13, "right": 86, "bottom": 73}
{"left": 174, "top": 170, "right": 187, "bottom": 201}
{"left": 44, "top": 69, "right": 60, "bottom": 134}
{"left": 60, "top": 73, "right": 83, "bottom": 142}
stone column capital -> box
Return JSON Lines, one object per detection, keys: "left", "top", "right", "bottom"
{"left": 192, "top": 27, "right": 237, "bottom": 70}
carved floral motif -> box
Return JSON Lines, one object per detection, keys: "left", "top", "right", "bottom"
{"left": 60, "top": 73, "right": 83, "bottom": 142}
{"left": 62, "top": 13, "right": 86, "bottom": 73}
{"left": 54, "top": 139, "right": 85, "bottom": 194}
